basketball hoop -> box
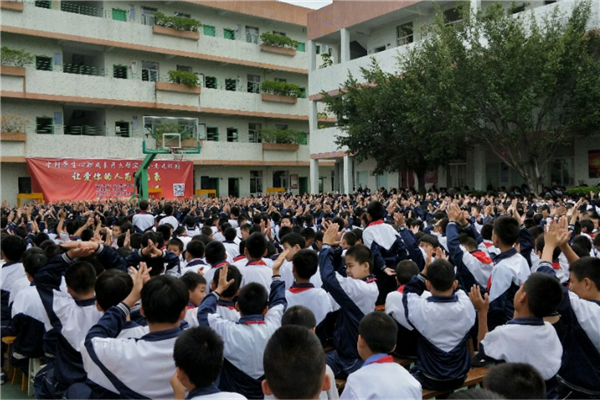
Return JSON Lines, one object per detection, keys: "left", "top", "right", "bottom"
{"left": 169, "top": 148, "right": 185, "bottom": 162}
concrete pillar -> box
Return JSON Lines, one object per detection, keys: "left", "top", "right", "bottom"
{"left": 307, "top": 40, "right": 317, "bottom": 72}
{"left": 473, "top": 145, "right": 487, "bottom": 191}
{"left": 343, "top": 155, "right": 352, "bottom": 194}
{"left": 309, "top": 101, "right": 318, "bottom": 136}
{"left": 470, "top": 0, "right": 481, "bottom": 15}
{"left": 310, "top": 158, "right": 320, "bottom": 194}
{"left": 340, "top": 28, "right": 350, "bottom": 63}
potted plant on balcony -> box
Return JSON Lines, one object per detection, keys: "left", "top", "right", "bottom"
{"left": 260, "top": 81, "right": 301, "bottom": 104}
{"left": 152, "top": 12, "right": 202, "bottom": 40}
{"left": 1, "top": 114, "right": 29, "bottom": 141}
{"left": 260, "top": 128, "right": 302, "bottom": 151}
{"left": 1, "top": 47, "right": 33, "bottom": 76}
{"left": 156, "top": 70, "right": 201, "bottom": 94}
{"left": 260, "top": 32, "right": 298, "bottom": 56}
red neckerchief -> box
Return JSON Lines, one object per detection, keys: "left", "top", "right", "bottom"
{"left": 471, "top": 250, "right": 493, "bottom": 265}
{"left": 213, "top": 261, "right": 228, "bottom": 269}
{"left": 372, "top": 355, "right": 394, "bottom": 364}
{"left": 364, "top": 275, "right": 377, "bottom": 284}
{"left": 288, "top": 283, "right": 314, "bottom": 293}
{"left": 368, "top": 219, "right": 384, "bottom": 227}
{"left": 233, "top": 255, "right": 246, "bottom": 262}
{"left": 487, "top": 276, "right": 492, "bottom": 292}
{"left": 246, "top": 259, "right": 267, "bottom": 267}
{"left": 483, "top": 241, "right": 494, "bottom": 248}
{"left": 241, "top": 319, "right": 265, "bottom": 325}
{"left": 552, "top": 261, "right": 561, "bottom": 270}
{"left": 397, "top": 285, "right": 405, "bottom": 293}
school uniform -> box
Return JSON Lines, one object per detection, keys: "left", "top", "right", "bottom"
{"left": 286, "top": 282, "right": 332, "bottom": 326}
{"left": 185, "top": 299, "right": 240, "bottom": 327}
{"left": 403, "top": 274, "right": 476, "bottom": 391}
{"left": 240, "top": 259, "right": 273, "bottom": 292}
{"left": 84, "top": 304, "right": 184, "bottom": 399}
{"left": 126, "top": 248, "right": 181, "bottom": 277}
{"left": 186, "top": 385, "right": 247, "bottom": 400}
{"left": 340, "top": 354, "right": 422, "bottom": 400}
{"left": 198, "top": 277, "right": 287, "bottom": 399}
{"left": 320, "top": 246, "right": 378, "bottom": 380}
{"left": 223, "top": 240, "right": 241, "bottom": 260}
{"left": 132, "top": 212, "right": 155, "bottom": 233}
{"left": 263, "top": 364, "right": 338, "bottom": 400}
{"left": 1, "top": 261, "right": 26, "bottom": 332}
{"left": 159, "top": 215, "right": 179, "bottom": 229}
{"left": 446, "top": 222, "right": 493, "bottom": 289}
{"left": 181, "top": 259, "right": 209, "bottom": 276}
{"left": 480, "top": 239, "right": 499, "bottom": 258}
{"left": 203, "top": 261, "right": 229, "bottom": 294}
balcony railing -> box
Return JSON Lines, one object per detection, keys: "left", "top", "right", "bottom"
{"left": 65, "top": 125, "right": 105, "bottom": 136}
{"left": 60, "top": 1, "right": 102, "bottom": 17}
{"left": 62, "top": 63, "right": 104, "bottom": 76}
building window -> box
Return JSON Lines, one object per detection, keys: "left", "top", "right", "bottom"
{"left": 36, "top": 56, "right": 52, "bottom": 71}
{"left": 206, "top": 127, "right": 219, "bottom": 141}
{"left": 444, "top": 8, "right": 461, "bottom": 26}
{"left": 249, "top": 123, "right": 262, "bottom": 143}
{"left": 112, "top": 8, "right": 127, "bottom": 22}
{"left": 247, "top": 75, "right": 261, "bottom": 93}
{"left": 174, "top": 11, "right": 190, "bottom": 18}
{"left": 115, "top": 121, "right": 130, "bottom": 137}
{"left": 113, "top": 65, "right": 127, "bottom": 79}
{"left": 225, "top": 78, "right": 237, "bottom": 91}
{"left": 224, "top": 28, "right": 236, "bottom": 40}
{"left": 35, "top": 1, "right": 51, "bottom": 9}
{"left": 36, "top": 117, "right": 53, "bottom": 134}
{"left": 273, "top": 171, "right": 288, "bottom": 189}
{"left": 316, "top": 45, "right": 321, "bottom": 54}
{"left": 397, "top": 22, "right": 414, "bottom": 46}
{"left": 511, "top": 3, "right": 527, "bottom": 13}
{"left": 177, "top": 65, "right": 192, "bottom": 73}
{"left": 296, "top": 42, "right": 306, "bottom": 52}
{"left": 274, "top": 78, "right": 287, "bottom": 83}
{"left": 298, "top": 132, "right": 308, "bottom": 145}
{"left": 141, "top": 6, "right": 157, "bottom": 26}
{"left": 227, "top": 128, "right": 238, "bottom": 142}
{"left": 141, "top": 61, "right": 158, "bottom": 82}
{"left": 246, "top": 26, "right": 259, "bottom": 44}
{"left": 205, "top": 76, "right": 217, "bottom": 89}
{"left": 299, "top": 88, "right": 306, "bottom": 98}
{"left": 250, "top": 171, "right": 263, "bottom": 193}
{"left": 273, "top": 30, "right": 286, "bottom": 37}
{"left": 374, "top": 45, "right": 386, "bottom": 53}
{"left": 203, "top": 25, "right": 216, "bottom": 37}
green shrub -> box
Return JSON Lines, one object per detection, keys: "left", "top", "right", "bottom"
{"left": 1, "top": 47, "right": 34, "bottom": 67}
{"left": 564, "top": 186, "right": 600, "bottom": 196}
{"left": 319, "top": 53, "right": 333, "bottom": 69}
{"left": 260, "top": 80, "right": 302, "bottom": 98}
{"left": 154, "top": 12, "right": 201, "bottom": 32}
{"left": 260, "top": 128, "right": 303, "bottom": 144}
{"left": 260, "top": 32, "right": 298, "bottom": 49}
{"left": 167, "top": 70, "right": 199, "bottom": 88}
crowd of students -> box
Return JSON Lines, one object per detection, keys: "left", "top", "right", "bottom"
{"left": 1, "top": 187, "right": 599, "bottom": 399}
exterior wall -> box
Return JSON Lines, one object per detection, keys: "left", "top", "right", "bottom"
{"left": 574, "top": 135, "right": 600, "bottom": 187}
{"left": 1, "top": 162, "right": 29, "bottom": 207}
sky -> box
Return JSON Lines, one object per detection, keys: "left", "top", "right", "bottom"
{"left": 279, "top": 0, "right": 333, "bottom": 10}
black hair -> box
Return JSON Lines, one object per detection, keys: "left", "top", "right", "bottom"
{"left": 65, "top": 261, "right": 97, "bottom": 295}
{"left": 282, "top": 305, "right": 316, "bottom": 329}
{"left": 367, "top": 201, "right": 385, "bottom": 221}
{"left": 240, "top": 223, "right": 252, "bottom": 232}
{"left": 572, "top": 235, "right": 592, "bottom": 253}
{"left": 345, "top": 244, "right": 373, "bottom": 273}
{"left": 278, "top": 226, "right": 293, "bottom": 241}
{"left": 130, "top": 233, "right": 142, "bottom": 249}
{"left": 95, "top": 270, "right": 133, "bottom": 311}
{"left": 395, "top": 260, "right": 419, "bottom": 285}
{"left": 351, "top": 228, "right": 363, "bottom": 243}
{"left": 213, "top": 265, "right": 242, "bottom": 298}
{"left": 493, "top": 217, "right": 520, "bottom": 247}
{"left": 33, "top": 232, "right": 50, "bottom": 247}
{"left": 447, "top": 388, "right": 505, "bottom": 399}
{"left": 249, "top": 225, "right": 262, "bottom": 235}
{"left": 304, "top": 214, "right": 314, "bottom": 225}
{"left": 80, "top": 228, "right": 94, "bottom": 242}
{"left": 186, "top": 240, "right": 205, "bottom": 259}
{"left": 281, "top": 233, "right": 306, "bottom": 249}
{"left": 280, "top": 215, "right": 293, "bottom": 225}
{"left": 201, "top": 226, "right": 214, "bottom": 237}
{"left": 245, "top": 232, "right": 267, "bottom": 259}
{"left": 332, "top": 217, "right": 345, "bottom": 229}
{"left": 263, "top": 325, "right": 325, "bottom": 400}
{"left": 342, "top": 231, "right": 357, "bottom": 247}
{"left": 570, "top": 256, "right": 600, "bottom": 290}
{"left": 22, "top": 247, "right": 48, "bottom": 278}
{"left": 237, "top": 282, "right": 267, "bottom": 316}
{"left": 141, "top": 231, "right": 159, "bottom": 248}
{"left": 528, "top": 226, "right": 544, "bottom": 241}
{"left": 535, "top": 235, "right": 561, "bottom": 260}
{"left": 173, "top": 326, "right": 224, "bottom": 388}
{"left": 359, "top": 312, "right": 398, "bottom": 354}
{"left": 230, "top": 206, "right": 240, "bottom": 217}
{"left": 418, "top": 234, "right": 440, "bottom": 248}
{"left": 300, "top": 227, "right": 316, "bottom": 242}
{"left": 205, "top": 241, "right": 226, "bottom": 265}
{"left": 580, "top": 220, "right": 594, "bottom": 233}
{"left": 116, "top": 247, "right": 131, "bottom": 258}
{"left": 139, "top": 200, "right": 149, "bottom": 211}
{"left": 522, "top": 273, "right": 563, "bottom": 318}
{"left": 120, "top": 222, "right": 133, "bottom": 234}
{"left": 40, "top": 240, "right": 61, "bottom": 259}
{"left": 140, "top": 275, "right": 188, "bottom": 324}
{"left": 483, "top": 363, "right": 545, "bottom": 399}
{"left": 164, "top": 203, "right": 174, "bottom": 216}
{"left": 292, "top": 249, "right": 319, "bottom": 280}
{"left": 315, "top": 231, "right": 324, "bottom": 242}
{"left": 167, "top": 238, "right": 184, "bottom": 252}
{"left": 1, "top": 235, "right": 26, "bottom": 261}
{"left": 459, "top": 234, "right": 478, "bottom": 251}
{"left": 437, "top": 218, "right": 449, "bottom": 235}
{"left": 180, "top": 272, "right": 206, "bottom": 291}
{"left": 184, "top": 215, "right": 196, "bottom": 228}
{"left": 224, "top": 227, "right": 237, "bottom": 242}
{"left": 175, "top": 226, "right": 186, "bottom": 236}
{"left": 156, "top": 224, "right": 172, "bottom": 243}
{"left": 427, "top": 259, "right": 455, "bottom": 292}
{"left": 480, "top": 223, "right": 494, "bottom": 241}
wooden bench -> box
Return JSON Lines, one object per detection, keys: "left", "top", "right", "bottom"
{"left": 392, "top": 355, "right": 414, "bottom": 369}
{"left": 421, "top": 367, "right": 489, "bottom": 399}
{"left": 335, "top": 379, "right": 346, "bottom": 395}
{"left": 2, "top": 336, "right": 16, "bottom": 381}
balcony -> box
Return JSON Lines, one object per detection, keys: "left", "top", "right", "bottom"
{"left": 1, "top": 0, "right": 23, "bottom": 12}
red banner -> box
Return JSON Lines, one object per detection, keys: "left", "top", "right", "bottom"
{"left": 26, "top": 158, "right": 193, "bottom": 202}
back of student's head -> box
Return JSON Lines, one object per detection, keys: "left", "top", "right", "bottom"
{"left": 459, "top": 234, "right": 478, "bottom": 251}
{"left": 246, "top": 232, "right": 267, "bottom": 259}
{"left": 65, "top": 261, "right": 97, "bottom": 295}
{"left": 33, "top": 232, "right": 50, "bottom": 247}
{"left": 22, "top": 247, "right": 48, "bottom": 278}
{"left": 1, "top": 235, "right": 26, "bottom": 261}
{"left": 572, "top": 235, "right": 592, "bottom": 253}
{"left": 224, "top": 227, "right": 237, "bottom": 242}
{"left": 427, "top": 259, "right": 455, "bottom": 292}
{"left": 130, "top": 233, "right": 142, "bottom": 249}
{"left": 315, "top": 231, "right": 324, "bottom": 243}
{"left": 281, "top": 233, "right": 306, "bottom": 249}
{"left": 141, "top": 275, "right": 188, "bottom": 324}
{"left": 174, "top": 326, "right": 223, "bottom": 387}
{"left": 480, "top": 223, "right": 494, "bottom": 241}
{"left": 264, "top": 325, "right": 325, "bottom": 399}
{"left": 483, "top": 363, "right": 545, "bottom": 399}
{"left": 164, "top": 203, "right": 174, "bottom": 216}
{"left": 580, "top": 219, "right": 594, "bottom": 233}
{"left": 282, "top": 305, "right": 316, "bottom": 329}
{"left": 447, "top": 388, "right": 505, "bottom": 399}
{"left": 95, "top": 269, "right": 133, "bottom": 311}
{"left": 304, "top": 214, "right": 314, "bottom": 226}
{"left": 213, "top": 265, "right": 242, "bottom": 298}
{"left": 345, "top": 244, "right": 373, "bottom": 273}
{"left": 186, "top": 239, "right": 205, "bottom": 259}
{"left": 139, "top": 199, "right": 150, "bottom": 211}
{"left": 205, "top": 241, "right": 226, "bottom": 265}
{"left": 366, "top": 201, "right": 385, "bottom": 221}
{"left": 237, "top": 282, "right": 267, "bottom": 315}
{"left": 156, "top": 224, "right": 172, "bottom": 243}
{"left": 395, "top": 260, "right": 419, "bottom": 285}
{"left": 570, "top": 256, "right": 600, "bottom": 290}
{"left": 141, "top": 231, "right": 159, "bottom": 248}
{"left": 175, "top": 226, "right": 186, "bottom": 237}
{"left": 278, "top": 226, "right": 293, "bottom": 241}
{"left": 180, "top": 272, "right": 206, "bottom": 291}
{"left": 359, "top": 312, "right": 397, "bottom": 354}
{"left": 522, "top": 273, "right": 563, "bottom": 317}
{"left": 201, "top": 226, "right": 213, "bottom": 237}
{"left": 351, "top": 228, "right": 363, "bottom": 243}
{"left": 292, "top": 249, "right": 318, "bottom": 280}
{"left": 534, "top": 235, "right": 561, "bottom": 260}
{"left": 342, "top": 231, "right": 357, "bottom": 247}
{"left": 493, "top": 217, "right": 520, "bottom": 246}
{"left": 300, "top": 227, "right": 316, "bottom": 243}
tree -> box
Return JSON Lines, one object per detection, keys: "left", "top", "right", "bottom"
{"left": 449, "top": 1, "right": 600, "bottom": 193}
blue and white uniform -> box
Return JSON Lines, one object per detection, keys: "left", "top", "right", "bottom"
{"left": 240, "top": 259, "right": 273, "bottom": 292}
{"left": 285, "top": 282, "right": 332, "bottom": 326}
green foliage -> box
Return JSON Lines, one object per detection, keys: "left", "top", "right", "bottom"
{"left": 167, "top": 70, "right": 199, "bottom": 88}
{"left": 154, "top": 123, "right": 194, "bottom": 144}
{"left": 320, "top": 53, "right": 333, "bottom": 68}
{"left": 261, "top": 81, "right": 301, "bottom": 98}
{"left": 260, "top": 32, "right": 298, "bottom": 49}
{"left": 564, "top": 186, "right": 600, "bottom": 196}
{"left": 1, "top": 114, "right": 29, "bottom": 133}
{"left": 1, "top": 47, "right": 34, "bottom": 67}
{"left": 154, "top": 12, "right": 201, "bottom": 32}
{"left": 260, "top": 128, "right": 303, "bottom": 144}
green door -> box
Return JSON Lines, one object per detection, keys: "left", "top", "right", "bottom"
{"left": 296, "top": 42, "right": 306, "bottom": 52}
{"left": 299, "top": 177, "right": 308, "bottom": 195}
{"left": 112, "top": 8, "right": 127, "bottom": 21}
{"left": 203, "top": 25, "right": 216, "bottom": 37}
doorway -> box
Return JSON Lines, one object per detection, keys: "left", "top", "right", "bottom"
{"left": 299, "top": 177, "right": 308, "bottom": 195}
{"left": 228, "top": 178, "right": 240, "bottom": 198}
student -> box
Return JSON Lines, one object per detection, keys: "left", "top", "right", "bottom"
{"left": 340, "top": 312, "right": 421, "bottom": 399}
{"left": 239, "top": 233, "right": 273, "bottom": 292}
{"left": 180, "top": 239, "right": 208, "bottom": 275}
{"left": 84, "top": 265, "right": 188, "bottom": 399}
{"left": 223, "top": 227, "right": 240, "bottom": 260}
{"left": 385, "top": 259, "right": 425, "bottom": 358}
{"left": 403, "top": 257, "right": 476, "bottom": 391}
{"left": 203, "top": 241, "right": 230, "bottom": 292}
{"left": 170, "top": 327, "right": 246, "bottom": 400}
{"left": 181, "top": 272, "right": 207, "bottom": 309}
{"left": 278, "top": 232, "right": 306, "bottom": 288}
{"left": 175, "top": 225, "right": 192, "bottom": 251}
{"left": 482, "top": 363, "right": 546, "bottom": 399}
{"left": 487, "top": 216, "right": 531, "bottom": 331}
{"left": 126, "top": 231, "right": 181, "bottom": 277}
{"left": 169, "top": 238, "right": 185, "bottom": 261}
{"left": 285, "top": 249, "right": 332, "bottom": 341}
{"left": 470, "top": 273, "right": 563, "bottom": 396}
{"left": 132, "top": 200, "right": 155, "bottom": 233}
{"left": 262, "top": 325, "right": 330, "bottom": 400}
{"left": 197, "top": 263, "right": 287, "bottom": 399}
{"left": 159, "top": 203, "right": 179, "bottom": 229}
{"left": 320, "top": 224, "right": 378, "bottom": 379}
{"left": 1, "top": 235, "right": 27, "bottom": 334}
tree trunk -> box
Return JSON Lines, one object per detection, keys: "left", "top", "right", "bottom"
{"left": 415, "top": 169, "right": 426, "bottom": 194}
